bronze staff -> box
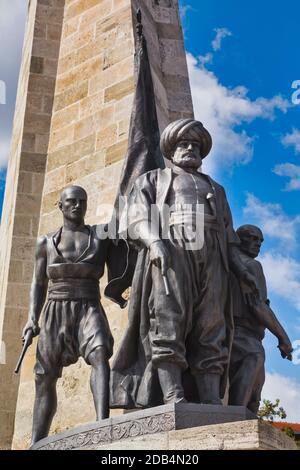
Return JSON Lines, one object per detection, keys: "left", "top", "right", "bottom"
{"left": 15, "top": 329, "right": 34, "bottom": 374}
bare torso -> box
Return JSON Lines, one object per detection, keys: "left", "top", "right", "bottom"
{"left": 57, "top": 227, "right": 90, "bottom": 263}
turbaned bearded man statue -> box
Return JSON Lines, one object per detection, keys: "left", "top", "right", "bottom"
{"left": 110, "top": 119, "right": 258, "bottom": 409}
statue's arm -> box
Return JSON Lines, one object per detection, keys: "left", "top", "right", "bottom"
{"left": 125, "top": 172, "right": 170, "bottom": 274}
{"left": 124, "top": 172, "right": 159, "bottom": 248}
{"left": 252, "top": 301, "right": 293, "bottom": 360}
{"left": 221, "top": 187, "right": 259, "bottom": 291}
{"left": 228, "top": 245, "right": 248, "bottom": 277}
{"left": 22, "top": 236, "right": 48, "bottom": 339}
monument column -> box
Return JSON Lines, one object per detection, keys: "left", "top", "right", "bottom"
{"left": 0, "top": 0, "right": 64, "bottom": 449}
{"left": 0, "top": 0, "right": 194, "bottom": 449}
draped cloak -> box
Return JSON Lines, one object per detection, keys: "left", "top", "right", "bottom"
{"left": 109, "top": 168, "right": 239, "bottom": 408}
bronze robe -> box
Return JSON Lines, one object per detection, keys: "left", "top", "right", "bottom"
{"left": 110, "top": 168, "right": 239, "bottom": 409}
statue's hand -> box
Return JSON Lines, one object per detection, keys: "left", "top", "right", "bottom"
{"left": 278, "top": 339, "right": 293, "bottom": 361}
{"left": 149, "top": 240, "right": 171, "bottom": 275}
{"left": 22, "top": 319, "right": 40, "bottom": 343}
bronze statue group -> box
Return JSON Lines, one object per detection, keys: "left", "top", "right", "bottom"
{"left": 22, "top": 119, "right": 293, "bottom": 446}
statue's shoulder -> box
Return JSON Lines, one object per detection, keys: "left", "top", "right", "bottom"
{"left": 35, "top": 233, "right": 50, "bottom": 257}
{"left": 202, "top": 173, "right": 224, "bottom": 194}
{"left": 134, "top": 167, "right": 167, "bottom": 187}
{"left": 209, "top": 177, "right": 225, "bottom": 193}
{"left": 37, "top": 234, "right": 48, "bottom": 245}
{"left": 241, "top": 253, "right": 263, "bottom": 275}
{"left": 252, "top": 258, "right": 264, "bottom": 274}
{"left": 44, "top": 227, "right": 61, "bottom": 241}
{"left": 138, "top": 167, "right": 165, "bottom": 179}
{"left": 40, "top": 227, "right": 63, "bottom": 252}
{"left": 240, "top": 252, "right": 253, "bottom": 266}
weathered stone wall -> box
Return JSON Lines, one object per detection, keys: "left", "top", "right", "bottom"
{"left": 0, "top": 0, "right": 64, "bottom": 449}
{"left": 3, "top": 0, "right": 194, "bottom": 450}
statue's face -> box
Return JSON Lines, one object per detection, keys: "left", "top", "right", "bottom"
{"left": 172, "top": 140, "right": 202, "bottom": 169}
{"left": 59, "top": 187, "right": 87, "bottom": 223}
{"left": 240, "top": 229, "right": 264, "bottom": 259}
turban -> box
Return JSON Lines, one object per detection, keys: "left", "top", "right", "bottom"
{"left": 160, "top": 119, "right": 212, "bottom": 160}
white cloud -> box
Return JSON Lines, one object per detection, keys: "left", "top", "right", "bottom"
{"left": 273, "top": 163, "right": 300, "bottom": 191}
{"left": 199, "top": 27, "right": 232, "bottom": 66}
{"left": 187, "top": 54, "right": 290, "bottom": 176}
{"left": 179, "top": 4, "right": 195, "bottom": 36}
{"left": 212, "top": 28, "right": 232, "bottom": 51}
{"left": 198, "top": 52, "right": 213, "bottom": 66}
{"left": 259, "top": 252, "right": 300, "bottom": 311}
{"left": 243, "top": 193, "right": 300, "bottom": 245}
{"left": 0, "top": 0, "right": 27, "bottom": 72}
{"left": 244, "top": 194, "right": 300, "bottom": 312}
{"left": 262, "top": 372, "right": 300, "bottom": 422}
{"left": 187, "top": 24, "right": 290, "bottom": 176}
{"left": 179, "top": 4, "right": 193, "bottom": 21}
{"left": 281, "top": 129, "right": 300, "bottom": 154}
{"left": 0, "top": 1, "right": 26, "bottom": 171}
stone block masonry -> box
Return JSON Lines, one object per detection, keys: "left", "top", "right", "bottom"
{"left": 0, "top": 0, "right": 64, "bottom": 449}
{"left": 0, "top": 0, "right": 193, "bottom": 449}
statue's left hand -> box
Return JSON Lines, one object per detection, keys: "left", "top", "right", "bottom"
{"left": 278, "top": 340, "right": 293, "bottom": 361}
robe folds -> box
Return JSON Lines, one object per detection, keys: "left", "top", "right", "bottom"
{"left": 110, "top": 168, "right": 239, "bottom": 409}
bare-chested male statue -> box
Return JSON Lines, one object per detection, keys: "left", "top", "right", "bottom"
{"left": 22, "top": 186, "right": 114, "bottom": 445}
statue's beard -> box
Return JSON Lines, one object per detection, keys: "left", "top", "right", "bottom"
{"left": 173, "top": 154, "right": 201, "bottom": 169}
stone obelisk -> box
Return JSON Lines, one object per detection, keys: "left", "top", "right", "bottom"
{"left": 0, "top": 0, "right": 193, "bottom": 449}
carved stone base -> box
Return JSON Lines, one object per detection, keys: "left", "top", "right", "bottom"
{"left": 31, "top": 403, "right": 257, "bottom": 450}
{"left": 95, "top": 420, "right": 297, "bottom": 451}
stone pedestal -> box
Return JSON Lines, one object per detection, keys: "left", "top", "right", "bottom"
{"left": 31, "top": 404, "right": 298, "bottom": 451}
{"left": 94, "top": 420, "right": 296, "bottom": 451}
{"left": 29, "top": 403, "right": 290, "bottom": 450}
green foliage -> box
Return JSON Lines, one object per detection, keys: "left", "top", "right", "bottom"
{"left": 257, "top": 399, "right": 287, "bottom": 421}
{"left": 258, "top": 399, "right": 300, "bottom": 450}
{"left": 282, "top": 428, "right": 300, "bottom": 450}
{"left": 282, "top": 427, "right": 295, "bottom": 439}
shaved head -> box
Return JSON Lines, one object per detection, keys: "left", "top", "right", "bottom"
{"left": 237, "top": 225, "right": 263, "bottom": 241}
{"left": 60, "top": 186, "right": 87, "bottom": 202}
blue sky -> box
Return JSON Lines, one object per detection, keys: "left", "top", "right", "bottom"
{"left": 180, "top": 0, "right": 300, "bottom": 418}
{"left": 0, "top": 1, "right": 27, "bottom": 211}
{"left": 0, "top": 1, "right": 299, "bottom": 420}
